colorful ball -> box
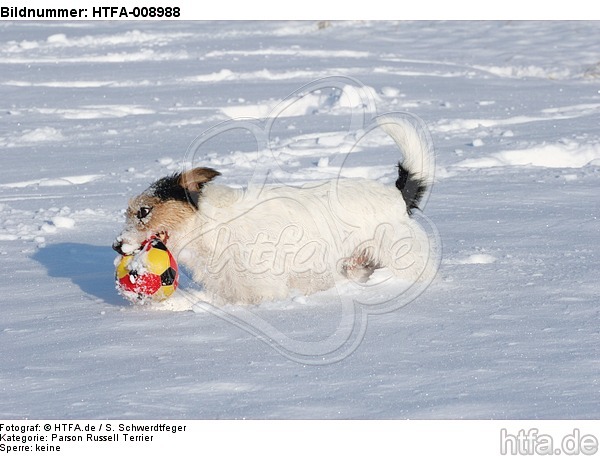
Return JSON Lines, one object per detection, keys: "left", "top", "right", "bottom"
{"left": 115, "top": 237, "right": 179, "bottom": 303}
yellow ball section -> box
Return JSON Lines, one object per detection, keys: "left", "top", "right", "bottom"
{"left": 145, "top": 246, "right": 171, "bottom": 275}
{"left": 155, "top": 284, "right": 176, "bottom": 300}
{"left": 116, "top": 255, "right": 133, "bottom": 280}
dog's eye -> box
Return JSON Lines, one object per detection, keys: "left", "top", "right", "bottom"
{"left": 136, "top": 206, "right": 152, "bottom": 220}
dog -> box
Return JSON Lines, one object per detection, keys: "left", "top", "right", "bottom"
{"left": 113, "top": 117, "right": 436, "bottom": 304}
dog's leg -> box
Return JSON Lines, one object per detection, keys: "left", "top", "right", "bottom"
{"left": 341, "top": 248, "right": 380, "bottom": 283}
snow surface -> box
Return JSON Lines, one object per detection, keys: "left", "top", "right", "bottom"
{"left": 1, "top": 21, "right": 599, "bottom": 419}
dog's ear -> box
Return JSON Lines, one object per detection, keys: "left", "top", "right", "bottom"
{"left": 179, "top": 167, "right": 221, "bottom": 192}
{"left": 179, "top": 167, "right": 221, "bottom": 207}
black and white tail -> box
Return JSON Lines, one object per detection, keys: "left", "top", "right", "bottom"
{"left": 378, "top": 116, "right": 434, "bottom": 214}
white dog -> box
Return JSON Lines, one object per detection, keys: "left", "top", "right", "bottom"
{"left": 113, "top": 117, "right": 436, "bottom": 304}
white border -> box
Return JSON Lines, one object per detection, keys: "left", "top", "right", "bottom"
{"left": 1, "top": 0, "right": 597, "bottom": 20}
{"left": 2, "top": 420, "right": 599, "bottom": 456}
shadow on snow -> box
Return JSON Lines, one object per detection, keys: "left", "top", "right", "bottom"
{"left": 32, "top": 242, "right": 127, "bottom": 307}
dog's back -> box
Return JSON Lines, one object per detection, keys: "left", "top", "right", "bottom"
{"left": 188, "top": 173, "right": 433, "bottom": 303}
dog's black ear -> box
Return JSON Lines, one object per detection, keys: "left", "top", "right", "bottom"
{"left": 179, "top": 167, "right": 221, "bottom": 207}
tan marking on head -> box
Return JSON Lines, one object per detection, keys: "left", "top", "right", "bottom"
{"left": 127, "top": 195, "right": 195, "bottom": 232}
{"left": 145, "top": 199, "right": 196, "bottom": 233}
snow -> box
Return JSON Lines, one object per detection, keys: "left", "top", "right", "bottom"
{"left": 1, "top": 21, "right": 600, "bottom": 419}
{"left": 50, "top": 216, "right": 76, "bottom": 229}
{"left": 456, "top": 141, "right": 600, "bottom": 169}
{"left": 446, "top": 253, "right": 497, "bottom": 265}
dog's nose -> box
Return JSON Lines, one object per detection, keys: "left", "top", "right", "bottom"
{"left": 112, "top": 239, "right": 124, "bottom": 255}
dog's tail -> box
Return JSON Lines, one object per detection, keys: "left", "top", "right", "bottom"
{"left": 378, "top": 115, "right": 434, "bottom": 214}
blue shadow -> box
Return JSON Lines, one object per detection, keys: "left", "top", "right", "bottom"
{"left": 32, "top": 242, "right": 126, "bottom": 306}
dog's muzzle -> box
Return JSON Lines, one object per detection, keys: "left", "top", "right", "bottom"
{"left": 112, "top": 238, "right": 125, "bottom": 255}
{"left": 112, "top": 232, "right": 168, "bottom": 256}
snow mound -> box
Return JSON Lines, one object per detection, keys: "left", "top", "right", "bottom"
{"left": 38, "top": 105, "right": 154, "bottom": 120}
{"left": 458, "top": 254, "right": 497, "bottom": 264}
{"left": 221, "top": 84, "right": 379, "bottom": 119}
{"left": 444, "top": 253, "right": 497, "bottom": 265}
{"left": 24, "top": 30, "right": 192, "bottom": 49}
{"left": 337, "top": 84, "right": 380, "bottom": 108}
{"left": 185, "top": 68, "right": 330, "bottom": 84}
{"left": 0, "top": 174, "right": 102, "bottom": 188}
{"left": 51, "top": 216, "right": 75, "bottom": 229}
{"left": 474, "top": 65, "right": 572, "bottom": 80}
{"left": 20, "top": 127, "right": 64, "bottom": 143}
{"left": 455, "top": 141, "right": 600, "bottom": 169}
{"left": 380, "top": 86, "right": 401, "bottom": 97}
{"left": 205, "top": 48, "right": 370, "bottom": 59}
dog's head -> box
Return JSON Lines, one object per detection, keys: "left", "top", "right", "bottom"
{"left": 112, "top": 167, "right": 220, "bottom": 255}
